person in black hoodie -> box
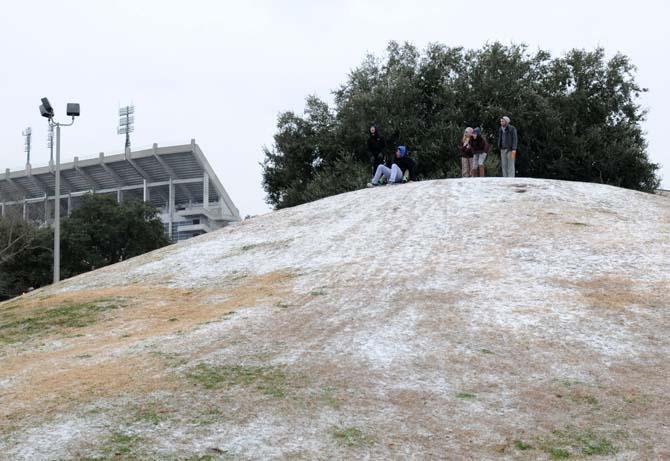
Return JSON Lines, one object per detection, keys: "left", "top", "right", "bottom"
{"left": 367, "top": 124, "right": 386, "bottom": 177}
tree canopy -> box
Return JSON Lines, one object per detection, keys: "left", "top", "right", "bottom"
{"left": 0, "top": 215, "right": 52, "bottom": 299}
{"left": 262, "top": 41, "right": 659, "bottom": 209}
{"left": 0, "top": 195, "right": 170, "bottom": 300}
{"left": 61, "top": 194, "right": 170, "bottom": 277}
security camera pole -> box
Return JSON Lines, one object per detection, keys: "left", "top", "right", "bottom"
{"left": 39, "top": 97, "right": 80, "bottom": 283}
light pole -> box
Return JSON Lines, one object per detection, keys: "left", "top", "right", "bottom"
{"left": 118, "top": 105, "right": 134, "bottom": 153}
{"left": 39, "top": 97, "right": 80, "bottom": 283}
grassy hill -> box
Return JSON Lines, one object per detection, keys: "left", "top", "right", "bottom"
{"left": 1, "top": 178, "right": 668, "bottom": 460}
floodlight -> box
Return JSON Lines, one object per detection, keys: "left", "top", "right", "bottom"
{"left": 66, "top": 103, "right": 80, "bottom": 117}
{"left": 119, "top": 106, "right": 135, "bottom": 116}
{"left": 41, "top": 97, "right": 54, "bottom": 116}
{"left": 118, "top": 104, "right": 135, "bottom": 150}
{"left": 40, "top": 104, "right": 52, "bottom": 118}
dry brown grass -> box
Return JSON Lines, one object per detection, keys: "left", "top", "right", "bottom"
{"left": 553, "top": 276, "right": 669, "bottom": 310}
{"left": 0, "top": 270, "right": 296, "bottom": 431}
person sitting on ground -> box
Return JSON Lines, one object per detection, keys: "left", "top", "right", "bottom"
{"left": 469, "top": 127, "right": 489, "bottom": 177}
{"left": 367, "top": 123, "right": 386, "bottom": 177}
{"left": 459, "top": 127, "right": 474, "bottom": 177}
{"left": 367, "top": 145, "right": 415, "bottom": 187}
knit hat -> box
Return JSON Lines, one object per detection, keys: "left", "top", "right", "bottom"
{"left": 473, "top": 127, "right": 481, "bottom": 135}
{"left": 397, "top": 145, "right": 407, "bottom": 157}
{"left": 501, "top": 116, "right": 511, "bottom": 123}
{"left": 464, "top": 127, "right": 474, "bottom": 135}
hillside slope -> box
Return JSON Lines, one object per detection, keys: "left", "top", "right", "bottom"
{"left": 1, "top": 178, "right": 669, "bottom": 460}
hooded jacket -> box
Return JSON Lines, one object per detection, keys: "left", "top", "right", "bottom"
{"left": 367, "top": 128, "right": 386, "bottom": 162}
{"left": 393, "top": 146, "right": 416, "bottom": 181}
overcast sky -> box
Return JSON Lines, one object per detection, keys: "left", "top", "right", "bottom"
{"left": 1, "top": 0, "right": 668, "bottom": 216}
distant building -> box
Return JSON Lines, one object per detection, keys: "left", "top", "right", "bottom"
{"left": 0, "top": 140, "right": 240, "bottom": 241}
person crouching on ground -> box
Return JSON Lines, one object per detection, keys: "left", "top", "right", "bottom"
{"left": 459, "top": 127, "right": 474, "bottom": 177}
{"left": 469, "top": 127, "right": 489, "bottom": 177}
{"left": 367, "top": 145, "right": 415, "bottom": 187}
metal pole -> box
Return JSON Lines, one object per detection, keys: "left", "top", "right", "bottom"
{"left": 54, "top": 123, "right": 61, "bottom": 283}
{"left": 168, "top": 177, "right": 174, "bottom": 240}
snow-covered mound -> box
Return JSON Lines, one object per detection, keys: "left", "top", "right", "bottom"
{"left": 1, "top": 178, "right": 669, "bottom": 460}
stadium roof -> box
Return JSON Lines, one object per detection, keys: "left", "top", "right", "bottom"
{"left": 1, "top": 140, "right": 239, "bottom": 221}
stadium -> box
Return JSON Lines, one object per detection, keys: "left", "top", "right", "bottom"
{"left": 0, "top": 140, "right": 240, "bottom": 241}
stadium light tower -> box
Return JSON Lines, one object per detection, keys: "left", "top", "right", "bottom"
{"left": 22, "top": 127, "right": 32, "bottom": 167}
{"left": 38, "top": 97, "right": 80, "bottom": 284}
{"left": 118, "top": 105, "right": 135, "bottom": 153}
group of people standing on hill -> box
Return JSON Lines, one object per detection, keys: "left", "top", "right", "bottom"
{"left": 366, "top": 115, "right": 518, "bottom": 187}
{"left": 459, "top": 115, "right": 518, "bottom": 178}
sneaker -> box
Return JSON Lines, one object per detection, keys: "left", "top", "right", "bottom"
{"left": 366, "top": 182, "right": 377, "bottom": 188}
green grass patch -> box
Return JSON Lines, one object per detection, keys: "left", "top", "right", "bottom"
{"left": 479, "top": 348, "right": 494, "bottom": 354}
{"left": 0, "top": 298, "right": 126, "bottom": 344}
{"left": 135, "top": 406, "right": 166, "bottom": 425}
{"left": 100, "top": 431, "right": 143, "bottom": 458}
{"left": 514, "top": 440, "right": 532, "bottom": 450}
{"left": 548, "top": 447, "right": 570, "bottom": 459}
{"left": 331, "top": 426, "right": 374, "bottom": 447}
{"left": 537, "top": 426, "right": 619, "bottom": 458}
{"left": 456, "top": 392, "right": 476, "bottom": 400}
{"left": 310, "top": 290, "right": 327, "bottom": 296}
{"left": 186, "top": 363, "right": 290, "bottom": 397}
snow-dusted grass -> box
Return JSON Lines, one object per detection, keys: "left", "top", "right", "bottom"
{"left": 1, "top": 178, "right": 668, "bottom": 460}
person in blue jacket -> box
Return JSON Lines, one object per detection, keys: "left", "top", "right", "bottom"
{"left": 367, "top": 145, "right": 416, "bottom": 187}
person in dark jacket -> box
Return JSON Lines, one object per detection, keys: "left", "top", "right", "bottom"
{"left": 469, "top": 127, "right": 490, "bottom": 177}
{"left": 497, "top": 116, "right": 518, "bottom": 177}
{"left": 367, "top": 145, "right": 415, "bottom": 187}
{"left": 367, "top": 124, "right": 386, "bottom": 177}
{"left": 393, "top": 145, "right": 416, "bottom": 182}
